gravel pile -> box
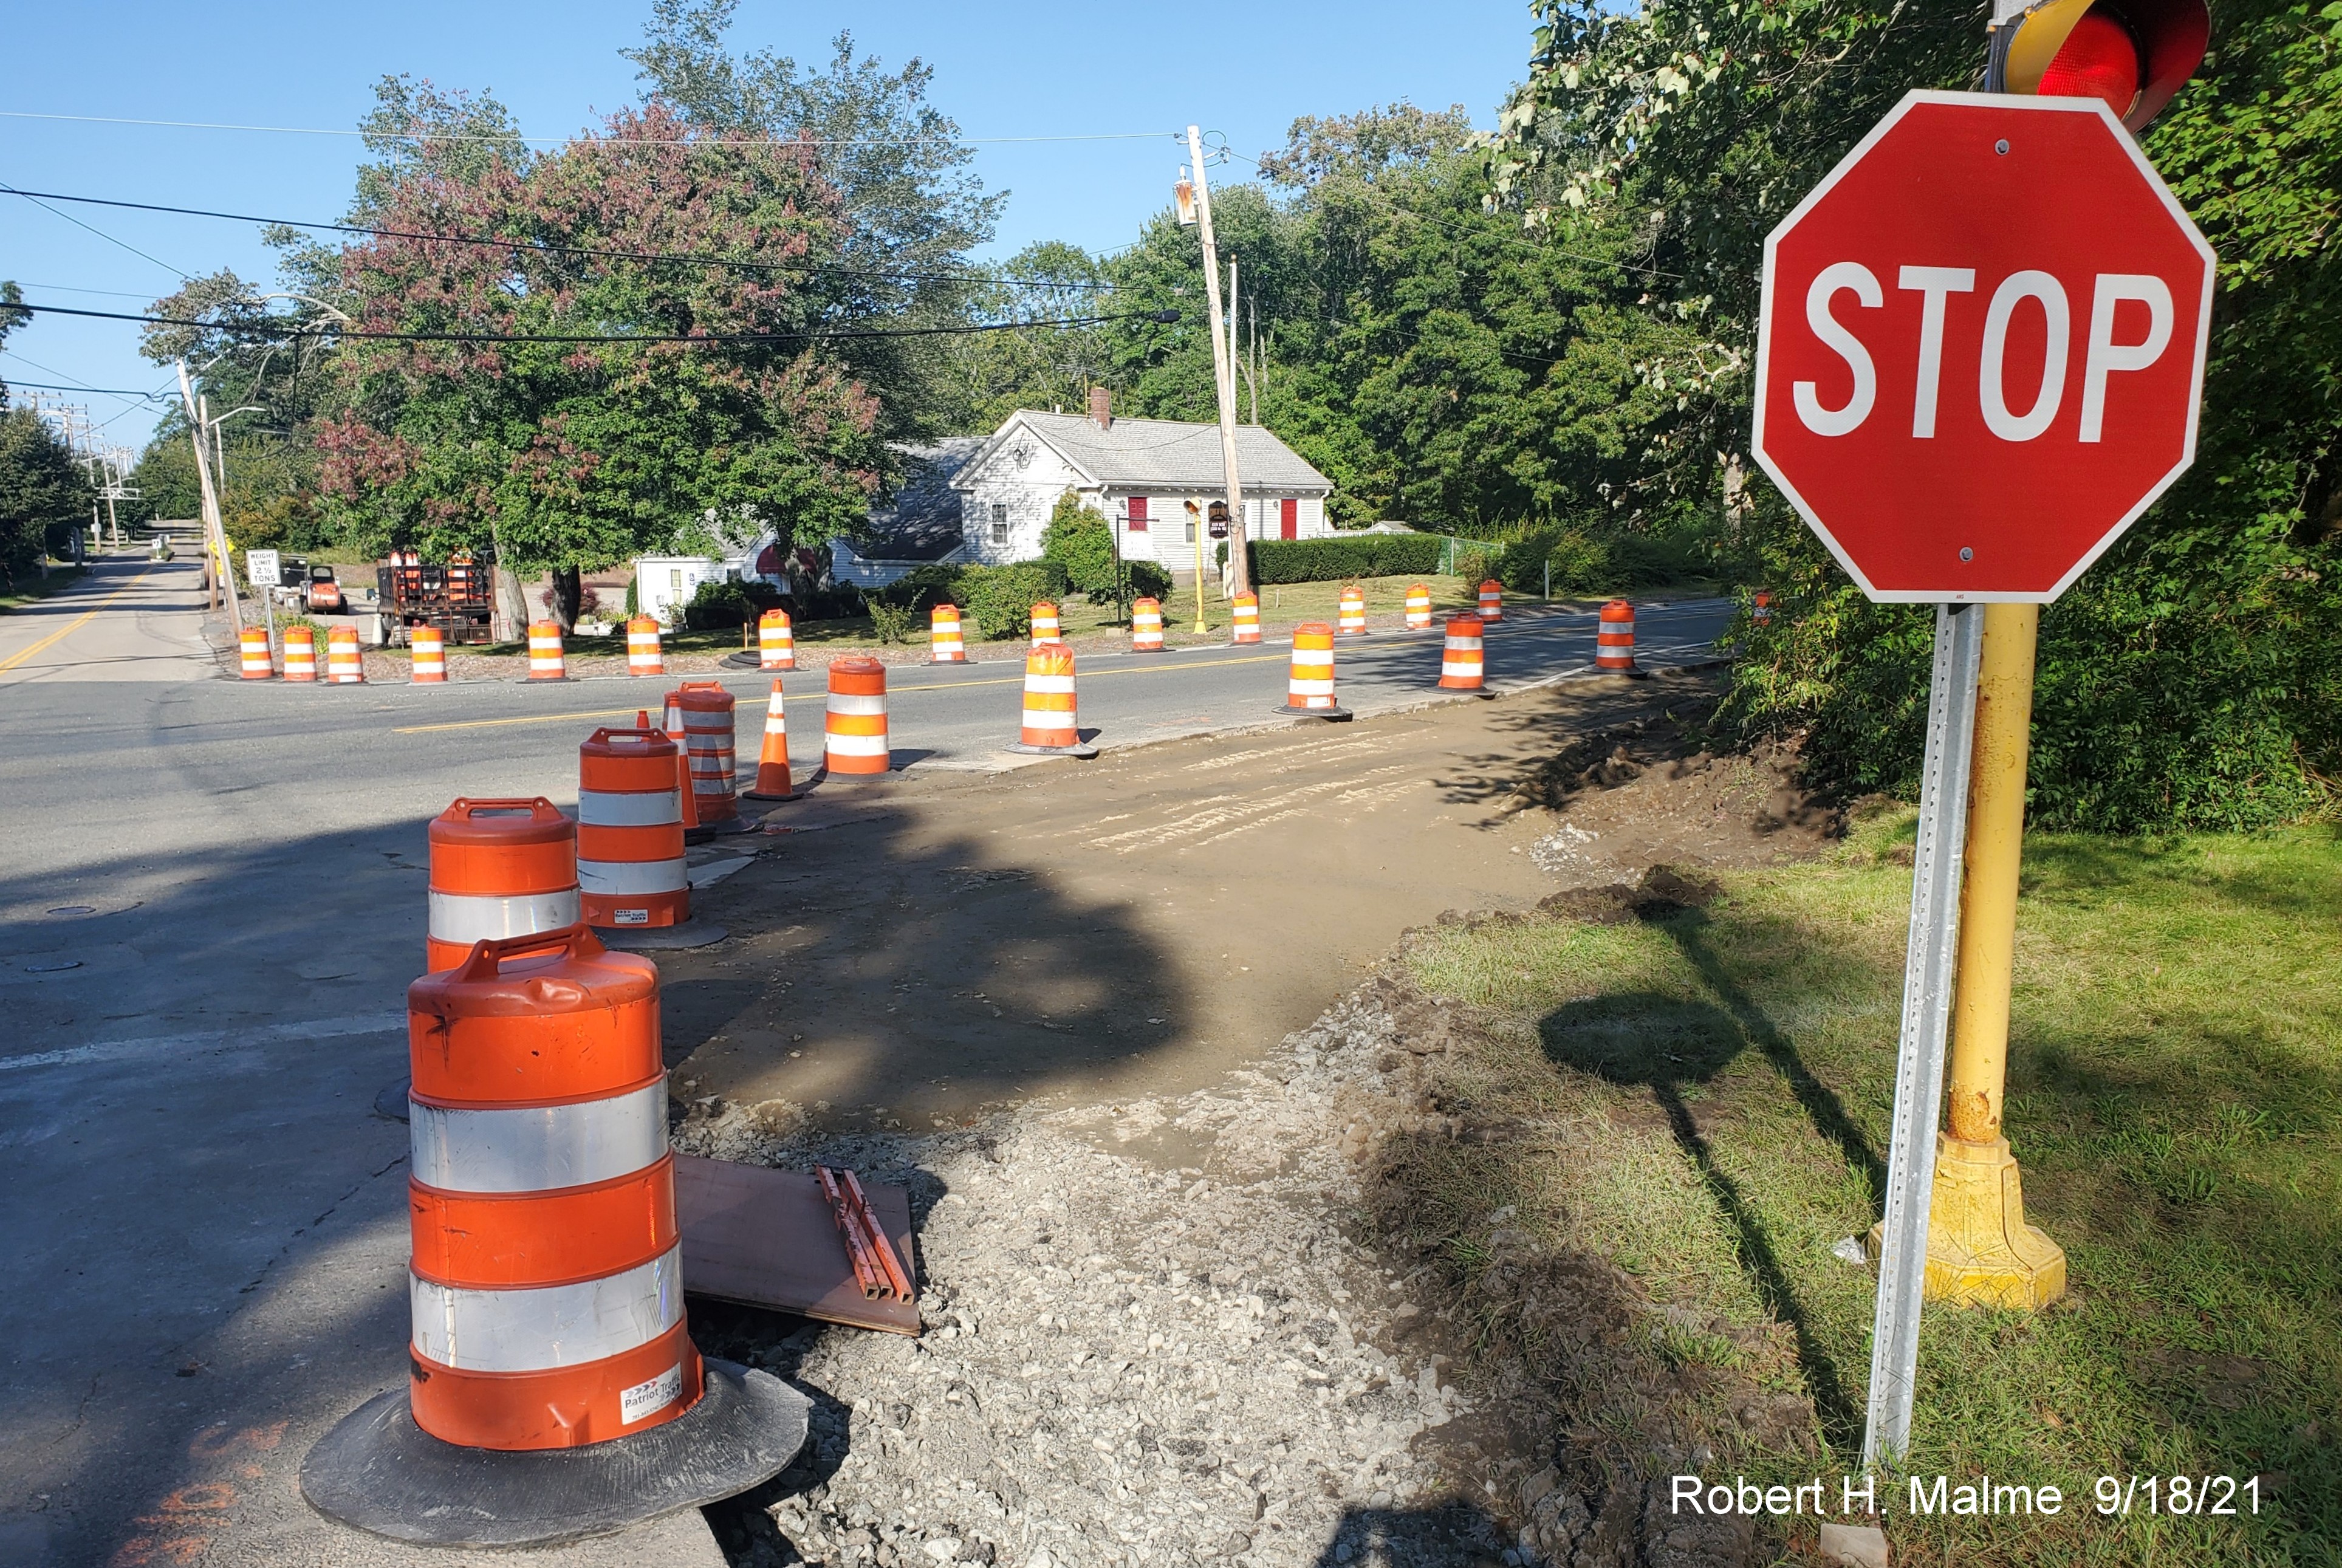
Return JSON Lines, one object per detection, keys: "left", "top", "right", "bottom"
{"left": 675, "top": 984, "right": 1536, "bottom": 1568}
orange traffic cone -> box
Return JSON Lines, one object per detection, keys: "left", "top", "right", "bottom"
{"left": 742, "top": 680, "right": 795, "bottom": 800}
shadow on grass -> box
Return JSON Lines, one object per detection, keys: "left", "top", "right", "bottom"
{"left": 1535, "top": 903, "right": 1883, "bottom": 1448}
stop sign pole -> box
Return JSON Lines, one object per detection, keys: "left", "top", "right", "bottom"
{"left": 1753, "top": 73, "right": 2213, "bottom": 1470}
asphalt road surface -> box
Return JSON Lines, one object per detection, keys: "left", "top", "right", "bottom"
{"left": 0, "top": 549, "right": 1731, "bottom": 1565}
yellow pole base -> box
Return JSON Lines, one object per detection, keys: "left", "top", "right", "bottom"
{"left": 1869, "top": 1134, "right": 2067, "bottom": 1309}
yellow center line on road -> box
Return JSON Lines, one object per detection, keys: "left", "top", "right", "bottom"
{"left": 0, "top": 564, "right": 161, "bottom": 676}
{"left": 393, "top": 651, "right": 1296, "bottom": 734}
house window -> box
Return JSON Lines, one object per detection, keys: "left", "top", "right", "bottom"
{"left": 1126, "top": 496, "right": 1149, "bottom": 532}
{"left": 990, "top": 502, "right": 1008, "bottom": 546}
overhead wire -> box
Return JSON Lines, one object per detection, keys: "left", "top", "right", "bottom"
{"left": 8, "top": 298, "right": 1181, "bottom": 346}
{"left": 0, "top": 109, "right": 1180, "bottom": 149}
{"left": 0, "top": 183, "right": 1113, "bottom": 291}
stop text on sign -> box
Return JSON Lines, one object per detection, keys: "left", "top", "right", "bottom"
{"left": 1795, "top": 264, "right": 2173, "bottom": 445}
{"left": 1752, "top": 93, "right": 2214, "bottom": 603}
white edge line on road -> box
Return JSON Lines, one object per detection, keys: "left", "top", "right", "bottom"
{"left": 2, "top": 1011, "right": 406, "bottom": 1074}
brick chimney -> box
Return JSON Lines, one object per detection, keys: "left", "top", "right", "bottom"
{"left": 1088, "top": 385, "right": 1112, "bottom": 431}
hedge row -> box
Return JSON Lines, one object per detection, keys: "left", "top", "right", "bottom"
{"left": 1221, "top": 535, "right": 1446, "bottom": 584}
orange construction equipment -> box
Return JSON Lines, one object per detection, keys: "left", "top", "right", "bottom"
{"left": 403, "top": 926, "right": 702, "bottom": 1450}
{"left": 626, "top": 616, "right": 664, "bottom": 677}
{"left": 1029, "top": 600, "right": 1061, "bottom": 646}
{"left": 1130, "top": 597, "right": 1165, "bottom": 652}
{"left": 1439, "top": 615, "right": 1486, "bottom": 691}
{"left": 929, "top": 603, "right": 967, "bottom": 663}
{"left": 425, "top": 799, "right": 580, "bottom": 973}
{"left": 1478, "top": 579, "right": 1505, "bottom": 623}
{"left": 824, "top": 656, "right": 891, "bottom": 777}
{"left": 1338, "top": 585, "right": 1368, "bottom": 636}
{"left": 1597, "top": 598, "right": 1637, "bottom": 672}
{"left": 239, "top": 627, "right": 273, "bottom": 680}
{"left": 527, "top": 620, "right": 566, "bottom": 680}
{"left": 673, "top": 680, "right": 740, "bottom": 826}
{"left": 1007, "top": 641, "right": 1098, "bottom": 757}
{"left": 327, "top": 625, "right": 365, "bottom": 684}
{"left": 1230, "top": 592, "right": 1261, "bottom": 645}
{"left": 1405, "top": 583, "right": 1433, "bottom": 631}
{"left": 741, "top": 681, "right": 795, "bottom": 801}
{"left": 577, "top": 726, "right": 690, "bottom": 929}
{"left": 1753, "top": 589, "right": 1773, "bottom": 625}
{"left": 411, "top": 625, "right": 448, "bottom": 683}
{"left": 1276, "top": 621, "right": 1349, "bottom": 720}
{"left": 282, "top": 625, "right": 318, "bottom": 682}
{"left": 758, "top": 608, "right": 795, "bottom": 671}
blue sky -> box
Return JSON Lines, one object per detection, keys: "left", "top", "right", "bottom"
{"left": 0, "top": 1, "right": 1540, "bottom": 450}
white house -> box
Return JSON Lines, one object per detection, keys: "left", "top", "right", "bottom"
{"left": 950, "top": 389, "right": 1336, "bottom": 573}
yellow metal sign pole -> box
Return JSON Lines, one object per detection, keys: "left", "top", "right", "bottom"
{"left": 1926, "top": 601, "right": 2067, "bottom": 1307}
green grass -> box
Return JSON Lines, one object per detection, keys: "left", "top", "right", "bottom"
{"left": 1399, "top": 816, "right": 2341, "bottom": 1565}
{"left": 0, "top": 565, "right": 89, "bottom": 612}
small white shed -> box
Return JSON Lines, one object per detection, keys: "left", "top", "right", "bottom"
{"left": 632, "top": 555, "right": 731, "bottom": 624}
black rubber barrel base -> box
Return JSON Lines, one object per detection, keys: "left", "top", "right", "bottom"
{"left": 1273, "top": 703, "right": 1352, "bottom": 722}
{"left": 1004, "top": 741, "right": 1100, "bottom": 758}
{"left": 301, "top": 1358, "right": 808, "bottom": 1547}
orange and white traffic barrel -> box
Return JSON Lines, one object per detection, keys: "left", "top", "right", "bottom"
{"left": 1405, "top": 583, "right": 1433, "bottom": 631}
{"left": 577, "top": 726, "right": 690, "bottom": 929}
{"left": 1029, "top": 600, "right": 1061, "bottom": 646}
{"left": 411, "top": 625, "right": 448, "bottom": 683}
{"left": 425, "top": 798, "right": 580, "bottom": 973}
{"left": 1276, "top": 621, "right": 1349, "bottom": 720}
{"left": 1478, "top": 579, "right": 1505, "bottom": 623}
{"left": 626, "top": 616, "right": 664, "bottom": 677}
{"left": 1753, "top": 589, "right": 1772, "bottom": 625}
{"left": 1338, "top": 585, "right": 1368, "bottom": 636}
{"left": 824, "top": 656, "right": 890, "bottom": 777}
{"left": 1007, "top": 641, "right": 1098, "bottom": 757}
{"left": 527, "top": 620, "right": 566, "bottom": 680}
{"left": 403, "top": 925, "right": 701, "bottom": 1450}
{"left": 758, "top": 607, "right": 795, "bottom": 671}
{"left": 239, "top": 627, "right": 273, "bottom": 680}
{"left": 282, "top": 625, "right": 317, "bottom": 682}
{"left": 673, "top": 680, "right": 739, "bottom": 825}
{"left": 327, "top": 625, "right": 365, "bottom": 683}
{"left": 929, "top": 603, "right": 967, "bottom": 663}
{"left": 1231, "top": 592, "right": 1261, "bottom": 645}
{"left": 741, "top": 681, "right": 794, "bottom": 801}
{"left": 1439, "top": 615, "right": 1486, "bottom": 691}
{"left": 1131, "top": 598, "right": 1164, "bottom": 652}
{"left": 1597, "top": 599, "right": 1637, "bottom": 671}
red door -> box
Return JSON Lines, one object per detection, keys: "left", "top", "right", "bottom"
{"left": 1279, "top": 498, "right": 1298, "bottom": 540}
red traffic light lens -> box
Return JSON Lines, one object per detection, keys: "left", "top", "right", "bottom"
{"left": 2039, "top": 10, "right": 2144, "bottom": 118}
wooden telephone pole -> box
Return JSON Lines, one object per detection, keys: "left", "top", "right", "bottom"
{"left": 1184, "top": 125, "right": 1250, "bottom": 605}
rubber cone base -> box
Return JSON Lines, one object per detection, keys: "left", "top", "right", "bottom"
{"left": 1273, "top": 702, "right": 1352, "bottom": 722}
{"left": 598, "top": 918, "right": 728, "bottom": 950}
{"left": 1005, "top": 740, "right": 1100, "bottom": 758}
{"left": 741, "top": 786, "right": 796, "bottom": 802}
{"left": 301, "top": 1358, "right": 807, "bottom": 1548}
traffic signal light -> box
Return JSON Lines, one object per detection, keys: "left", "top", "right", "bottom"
{"left": 1998, "top": 0, "right": 2210, "bottom": 130}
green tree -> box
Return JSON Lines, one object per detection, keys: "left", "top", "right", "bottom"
{"left": 0, "top": 406, "right": 92, "bottom": 581}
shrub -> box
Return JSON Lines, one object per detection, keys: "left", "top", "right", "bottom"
{"left": 1226, "top": 534, "right": 1445, "bottom": 584}
{"left": 876, "top": 563, "right": 967, "bottom": 612}
{"left": 1497, "top": 527, "right": 1608, "bottom": 595}
{"left": 957, "top": 561, "right": 1069, "bottom": 641}
{"left": 1039, "top": 491, "right": 1123, "bottom": 602}
{"left": 1125, "top": 559, "right": 1173, "bottom": 602}
{"left": 1453, "top": 546, "right": 1498, "bottom": 587}
{"left": 866, "top": 599, "right": 917, "bottom": 644}
{"left": 680, "top": 575, "right": 780, "bottom": 631}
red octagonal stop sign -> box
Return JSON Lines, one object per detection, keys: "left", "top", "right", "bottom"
{"left": 1753, "top": 91, "right": 2214, "bottom": 602}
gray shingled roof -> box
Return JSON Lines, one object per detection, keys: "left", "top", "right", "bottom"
{"left": 859, "top": 437, "right": 984, "bottom": 561}
{"left": 996, "top": 412, "right": 1332, "bottom": 493}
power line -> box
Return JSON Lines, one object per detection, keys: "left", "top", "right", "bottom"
{"left": 5, "top": 378, "right": 169, "bottom": 397}
{"left": 0, "top": 184, "right": 1111, "bottom": 291}
{"left": 10, "top": 298, "right": 1182, "bottom": 346}
{"left": 4, "top": 185, "right": 191, "bottom": 281}
{"left": 0, "top": 108, "right": 1180, "bottom": 149}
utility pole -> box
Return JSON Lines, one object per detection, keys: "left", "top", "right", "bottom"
{"left": 177, "top": 361, "right": 242, "bottom": 628}
{"left": 1185, "top": 125, "right": 1250, "bottom": 608}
